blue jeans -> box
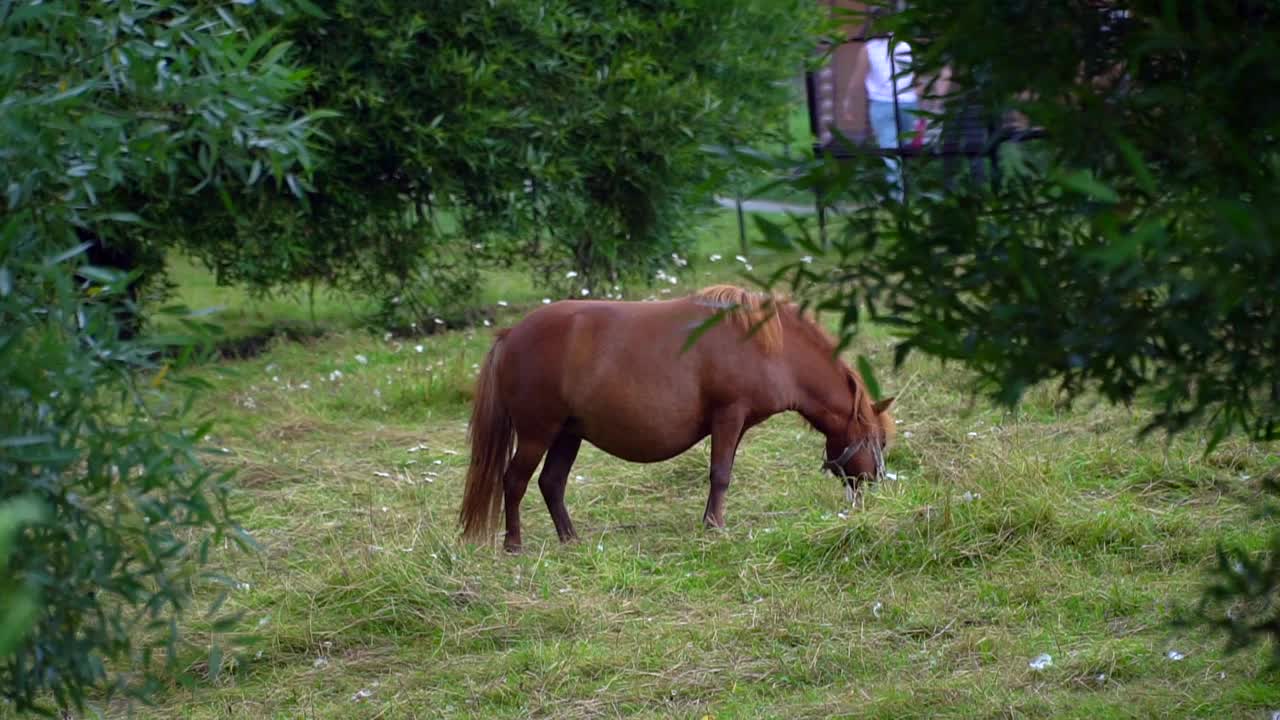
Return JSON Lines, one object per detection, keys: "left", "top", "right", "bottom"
{"left": 869, "top": 100, "right": 918, "bottom": 199}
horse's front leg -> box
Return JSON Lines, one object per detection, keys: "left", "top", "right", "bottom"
{"left": 703, "top": 405, "right": 747, "bottom": 529}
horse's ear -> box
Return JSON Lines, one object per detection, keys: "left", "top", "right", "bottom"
{"left": 872, "top": 396, "right": 895, "bottom": 415}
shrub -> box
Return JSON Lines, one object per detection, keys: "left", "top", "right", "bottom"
{"left": 0, "top": 0, "right": 319, "bottom": 710}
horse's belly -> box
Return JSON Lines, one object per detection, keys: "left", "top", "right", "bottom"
{"left": 581, "top": 420, "right": 704, "bottom": 463}
{"left": 573, "top": 395, "right": 706, "bottom": 463}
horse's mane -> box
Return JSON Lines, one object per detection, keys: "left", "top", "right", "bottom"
{"left": 691, "top": 285, "right": 784, "bottom": 354}
{"left": 691, "top": 285, "right": 894, "bottom": 441}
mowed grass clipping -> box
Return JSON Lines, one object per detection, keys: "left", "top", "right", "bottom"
{"left": 118, "top": 300, "right": 1280, "bottom": 719}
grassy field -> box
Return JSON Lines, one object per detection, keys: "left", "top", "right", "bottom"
{"left": 116, "top": 216, "right": 1280, "bottom": 719}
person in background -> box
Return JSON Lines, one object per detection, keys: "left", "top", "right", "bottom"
{"left": 847, "top": 35, "right": 919, "bottom": 201}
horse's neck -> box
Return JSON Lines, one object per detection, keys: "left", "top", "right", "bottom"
{"left": 795, "top": 382, "right": 851, "bottom": 440}
{"left": 782, "top": 326, "right": 852, "bottom": 439}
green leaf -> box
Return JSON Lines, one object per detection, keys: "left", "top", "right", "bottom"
{"left": 231, "top": 526, "right": 262, "bottom": 553}
{"left": 43, "top": 242, "right": 93, "bottom": 267}
{"left": 680, "top": 309, "right": 730, "bottom": 355}
{"left": 89, "top": 211, "right": 145, "bottom": 225}
{"left": 77, "top": 265, "right": 127, "bottom": 285}
{"left": 291, "top": 0, "right": 328, "bottom": 19}
{"left": 1055, "top": 170, "right": 1119, "bottom": 204}
{"left": 1113, "top": 136, "right": 1156, "bottom": 196}
{"left": 207, "top": 643, "right": 223, "bottom": 683}
{"left": 0, "top": 593, "right": 40, "bottom": 656}
{"left": 0, "top": 497, "right": 46, "bottom": 560}
{"left": 260, "top": 41, "right": 294, "bottom": 69}
{"left": 752, "top": 215, "right": 793, "bottom": 251}
{"left": 856, "top": 355, "right": 883, "bottom": 401}
{"left": 0, "top": 434, "right": 54, "bottom": 448}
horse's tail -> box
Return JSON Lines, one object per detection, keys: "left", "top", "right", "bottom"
{"left": 459, "top": 330, "right": 513, "bottom": 543}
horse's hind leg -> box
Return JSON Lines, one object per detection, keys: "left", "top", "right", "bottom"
{"left": 537, "top": 428, "right": 583, "bottom": 543}
{"left": 503, "top": 436, "right": 550, "bottom": 553}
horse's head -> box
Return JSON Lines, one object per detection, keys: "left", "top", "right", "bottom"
{"left": 823, "top": 395, "right": 895, "bottom": 504}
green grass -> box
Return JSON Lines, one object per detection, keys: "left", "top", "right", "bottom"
{"left": 99, "top": 218, "right": 1280, "bottom": 718}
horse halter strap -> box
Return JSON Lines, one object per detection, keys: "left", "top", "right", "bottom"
{"left": 822, "top": 436, "right": 886, "bottom": 481}
{"left": 822, "top": 442, "right": 859, "bottom": 475}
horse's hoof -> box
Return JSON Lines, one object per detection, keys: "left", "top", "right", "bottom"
{"left": 702, "top": 517, "right": 727, "bottom": 531}
{"left": 503, "top": 542, "right": 523, "bottom": 555}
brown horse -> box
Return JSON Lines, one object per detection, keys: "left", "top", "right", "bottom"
{"left": 458, "top": 285, "right": 894, "bottom": 551}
